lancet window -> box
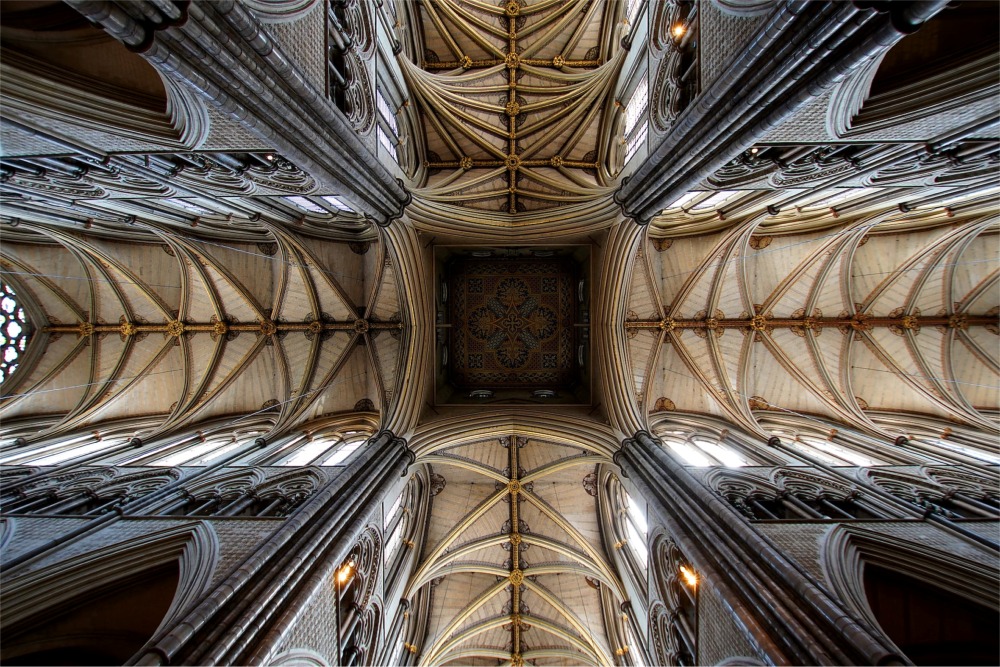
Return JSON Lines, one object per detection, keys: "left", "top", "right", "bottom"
{"left": 608, "top": 476, "right": 649, "bottom": 583}
{"left": 623, "top": 75, "right": 649, "bottom": 164}
{"left": 376, "top": 89, "right": 399, "bottom": 162}
{"left": 272, "top": 431, "right": 369, "bottom": 467}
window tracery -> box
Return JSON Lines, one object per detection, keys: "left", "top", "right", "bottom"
{"left": 336, "top": 527, "right": 383, "bottom": 666}
{"left": 649, "top": 0, "right": 700, "bottom": 134}
{"left": 654, "top": 424, "right": 759, "bottom": 468}
{"left": 648, "top": 537, "right": 698, "bottom": 666}
{"left": 276, "top": 431, "right": 369, "bottom": 467}
{"left": 0, "top": 282, "right": 30, "bottom": 384}
{"left": 710, "top": 468, "right": 887, "bottom": 521}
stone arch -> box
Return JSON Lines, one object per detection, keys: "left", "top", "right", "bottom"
{"left": 268, "top": 647, "right": 332, "bottom": 665}
{"left": 0, "top": 521, "right": 219, "bottom": 664}
{"left": 710, "top": 0, "right": 777, "bottom": 17}
{"left": 821, "top": 524, "right": 998, "bottom": 665}
{"left": 0, "top": 1, "right": 208, "bottom": 149}
{"left": 827, "top": 2, "right": 998, "bottom": 138}
{"left": 244, "top": 0, "right": 320, "bottom": 24}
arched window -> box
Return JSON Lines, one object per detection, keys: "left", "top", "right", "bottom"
{"left": 623, "top": 75, "right": 648, "bottom": 164}
{"left": 0, "top": 281, "right": 30, "bottom": 384}
{"left": 149, "top": 434, "right": 245, "bottom": 467}
{"left": 22, "top": 437, "right": 129, "bottom": 467}
{"left": 383, "top": 487, "right": 409, "bottom": 570}
{"left": 916, "top": 437, "right": 1000, "bottom": 466}
{"left": 615, "top": 482, "right": 648, "bottom": 571}
{"left": 376, "top": 89, "right": 399, "bottom": 163}
{"left": 661, "top": 434, "right": 753, "bottom": 467}
{"left": 790, "top": 435, "right": 882, "bottom": 467}
{"left": 276, "top": 431, "right": 369, "bottom": 467}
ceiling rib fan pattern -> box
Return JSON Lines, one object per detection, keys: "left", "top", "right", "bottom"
{"left": 410, "top": 433, "right": 621, "bottom": 666}
{"left": 628, "top": 217, "right": 1000, "bottom": 440}
{"left": 403, "top": 0, "right": 623, "bottom": 216}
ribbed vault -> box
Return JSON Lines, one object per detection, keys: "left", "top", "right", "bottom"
{"left": 627, "top": 214, "right": 1000, "bottom": 439}
{"left": 408, "top": 416, "right": 623, "bottom": 667}
{"left": 401, "top": 0, "right": 624, "bottom": 222}
{"left": 0, "top": 224, "right": 403, "bottom": 443}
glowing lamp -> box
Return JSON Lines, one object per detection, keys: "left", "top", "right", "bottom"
{"left": 679, "top": 564, "right": 698, "bottom": 588}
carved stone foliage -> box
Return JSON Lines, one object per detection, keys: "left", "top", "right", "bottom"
{"left": 430, "top": 472, "right": 447, "bottom": 496}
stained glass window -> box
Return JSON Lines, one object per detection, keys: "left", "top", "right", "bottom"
{"left": 1, "top": 282, "right": 30, "bottom": 383}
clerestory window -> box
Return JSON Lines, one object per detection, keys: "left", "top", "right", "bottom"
{"left": 377, "top": 90, "right": 400, "bottom": 162}
{"left": 623, "top": 76, "right": 648, "bottom": 164}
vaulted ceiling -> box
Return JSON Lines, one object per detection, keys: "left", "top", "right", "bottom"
{"left": 408, "top": 418, "right": 622, "bottom": 667}
{"left": 1, "top": 223, "right": 402, "bottom": 442}
{"left": 0, "top": 2, "right": 998, "bottom": 667}
{"left": 402, "top": 0, "right": 624, "bottom": 219}
{"left": 627, "top": 217, "right": 999, "bottom": 440}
